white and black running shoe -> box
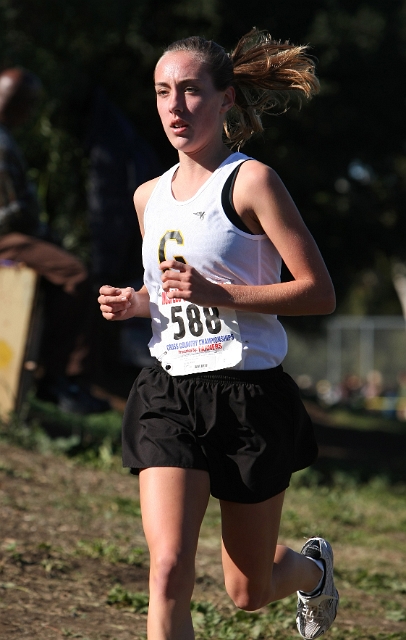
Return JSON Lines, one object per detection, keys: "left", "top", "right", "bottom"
{"left": 296, "top": 537, "right": 339, "bottom": 639}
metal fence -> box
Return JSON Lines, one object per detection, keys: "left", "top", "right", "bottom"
{"left": 284, "top": 315, "right": 406, "bottom": 387}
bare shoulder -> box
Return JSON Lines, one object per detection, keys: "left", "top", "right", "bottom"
{"left": 133, "top": 177, "right": 160, "bottom": 235}
{"left": 233, "top": 159, "right": 294, "bottom": 223}
{"left": 133, "top": 176, "right": 160, "bottom": 212}
{"left": 236, "top": 159, "right": 284, "bottom": 194}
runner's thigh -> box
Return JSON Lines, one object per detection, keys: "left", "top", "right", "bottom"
{"left": 140, "top": 467, "right": 211, "bottom": 557}
{"left": 220, "top": 491, "right": 285, "bottom": 592}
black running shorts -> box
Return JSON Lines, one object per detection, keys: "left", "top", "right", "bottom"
{"left": 122, "top": 363, "right": 318, "bottom": 504}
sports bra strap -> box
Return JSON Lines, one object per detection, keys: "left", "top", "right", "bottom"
{"left": 221, "top": 160, "right": 256, "bottom": 235}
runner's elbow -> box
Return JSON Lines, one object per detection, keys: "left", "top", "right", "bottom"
{"left": 315, "top": 287, "right": 336, "bottom": 315}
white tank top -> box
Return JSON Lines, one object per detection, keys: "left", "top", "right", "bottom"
{"left": 142, "top": 152, "right": 288, "bottom": 374}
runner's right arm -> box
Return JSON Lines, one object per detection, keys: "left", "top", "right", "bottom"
{"left": 98, "top": 177, "right": 160, "bottom": 321}
{"left": 98, "top": 284, "right": 151, "bottom": 320}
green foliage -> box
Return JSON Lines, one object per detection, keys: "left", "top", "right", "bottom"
{"left": 0, "top": 0, "right": 224, "bottom": 258}
{"left": 282, "top": 478, "right": 406, "bottom": 547}
{"left": 190, "top": 598, "right": 297, "bottom": 639}
{"left": 113, "top": 496, "right": 142, "bottom": 517}
{"left": 22, "top": 393, "right": 122, "bottom": 452}
{"left": 0, "top": 396, "right": 124, "bottom": 473}
{"left": 0, "top": 410, "right": 81, "bottom": 455}
{"left": 337, "top": 568, "right": 406, "bottom": 594}
{"left": 3, "top": 540, "right": 71, "bottom": 576}
{"left": 107, "top": 585, "right": 149, "bottom": 612}
{"left": 2, "top": 437, "right": 406, "bottom": 639}
{"left": 105, "top": 592, "right": 299, "bottom": 638}
{"left": 216, "top": 0, "right": 406, "bottom": 317}
{"left": 0, "top": 0, "right": 405, "bottom": 313}
{"left": 77, "top": 539, "right": 145, "bottom": 565}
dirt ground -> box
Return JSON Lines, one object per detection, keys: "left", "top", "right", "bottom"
{"left": 0, "top": 441, "right": 234, "bottom": 640}
{"left": 1, "top": 428, "right": 406, "bottom": 640}
{"left": 0, "top": 442, "right": 147, "bottom": 639}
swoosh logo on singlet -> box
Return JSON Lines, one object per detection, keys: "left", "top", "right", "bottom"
{"left": 192, "top": 211, "right": 205, "bottom": 220}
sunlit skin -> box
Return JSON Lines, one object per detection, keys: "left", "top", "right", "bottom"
{"left": 98, "top": 48, "right": 334, "bottom": 640}
{"left": 99, "top": 56, "right": 335, "bottom": 321}
{"left": 99, "top": 54, "right": 334, "bottom": 319}
{"left": 153, "top": 51, "right": 234, "bottom": 168}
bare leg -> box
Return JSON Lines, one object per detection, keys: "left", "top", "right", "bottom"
{"left": 220, "top": 491, "right": 322, "bottom": 611}
{"left": 139, "top": 467, "right": 211, "bottom": 640}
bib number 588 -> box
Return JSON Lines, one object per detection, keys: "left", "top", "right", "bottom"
{"left": 171, "top": 304, "right": 221, "bottom": 340}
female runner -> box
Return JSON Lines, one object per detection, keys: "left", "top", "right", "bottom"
{"left": 99, "top": 29, "right": 338, "bottom": 640}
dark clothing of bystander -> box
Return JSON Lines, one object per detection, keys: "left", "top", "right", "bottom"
{"left": 0, "top": 122, "right": 40, "bottom": 236}
{"left": 0, "top": 123, "right": 107, "bottom": 412}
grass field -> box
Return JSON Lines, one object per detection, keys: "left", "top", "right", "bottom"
{"left": 1, "top": 403, "right": 406, "bottom": 640}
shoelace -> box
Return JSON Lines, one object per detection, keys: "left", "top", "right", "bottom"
{"left": 298, "top": 593, "right": 337, "bottom": 623}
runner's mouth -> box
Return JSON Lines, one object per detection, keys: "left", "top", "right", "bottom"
{"left": 171, "top": 120, "right": 188, "bottom": 129}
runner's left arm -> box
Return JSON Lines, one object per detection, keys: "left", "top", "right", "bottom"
{"left": 160, "top": 161, "right": 335, "bottom": 317}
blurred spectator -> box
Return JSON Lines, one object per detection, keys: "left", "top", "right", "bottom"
{"left": 295, "top": 374, "right": 316, "bottom": 400}
{"left": 362, "top": 369, "right": 383, "bottom": 400}
{"left": 0, "top": 67, "right": 109, "bottom": 413}
{"left": 380, "top": 383, "right": 398, "bottom": 420}
{"left": 85, "top": 87, "right": 161, "bottom": 286}
{"left": 84, "top": 88, "right": 161, "bottom": 373}
{"left": 315, "top": 379, "right": 341, "bottom": 406}
{"left": 340, "top": 373, "right": 364, "bottom": 409}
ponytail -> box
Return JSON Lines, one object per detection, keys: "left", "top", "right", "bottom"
{"left": 161, "top": 28, "right": 319, "bottom": 149}
{"left": 227, "top": 29, "right": 319, "bottom": 148}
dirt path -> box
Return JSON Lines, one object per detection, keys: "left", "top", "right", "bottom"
{"left": 1, "top": 437, "right": 406, "bottom": 640}
{"left": 0, "top": 442, "right": 150, "bottom": 639}
{"left": 0, "top": 441, "right": 233, "bottom": 640}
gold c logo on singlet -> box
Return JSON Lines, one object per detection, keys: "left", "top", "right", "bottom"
{"left": 158, "top": 230, "right": 186, "bottom": 265}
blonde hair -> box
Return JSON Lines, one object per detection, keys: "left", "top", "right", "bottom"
{"left": 163, "top": 28, "right": 320, "bottom": 149}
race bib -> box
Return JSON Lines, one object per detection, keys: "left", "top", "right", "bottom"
{"left": 151, "top": 288, "right": 242, "bottom": 376}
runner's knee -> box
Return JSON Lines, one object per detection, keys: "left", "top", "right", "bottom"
{"left": 150, "top": 550, "right": 195, "bottom": 599}
{"left": 225, "top": 577, "right": 271, "bottom": 611}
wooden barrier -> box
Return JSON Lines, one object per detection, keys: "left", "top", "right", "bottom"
{"left": 0, "top": 262, "right": 39, "bottom": 418}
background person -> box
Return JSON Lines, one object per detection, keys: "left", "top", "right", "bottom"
{"left": 99, "top": 30, "right": 338, "bottom": 640}
{"left": 0, "top": 67, "right": 109, "bottom": 413}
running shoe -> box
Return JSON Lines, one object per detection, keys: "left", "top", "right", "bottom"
{"left": 296, "top": 537, "right": 339, "bottom": 639}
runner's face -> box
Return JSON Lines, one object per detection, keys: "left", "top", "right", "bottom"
{"left": 154, "top": 51, "right": 233, "bottom": 154}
